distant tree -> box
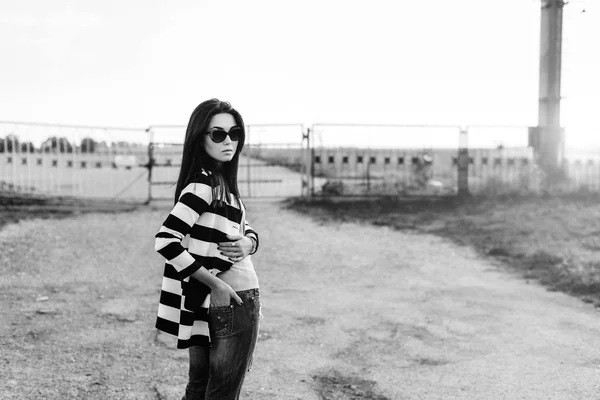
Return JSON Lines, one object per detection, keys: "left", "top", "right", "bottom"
{"left": 130, "top": 142, "right": 145, "bottom": 149}
{"left": 80, "top": 137, "right": 97, "bottom": 153}
{"left": 41, "top": 136, "right": 73, "bottom": 153}
{"left": 2, "top": 134, "right": 20, "bottom": 153}
{"left": 112, "top": 140, "right": 134, "bottom": 154}
{"left": 95, "top": 141, "right": 110, "bottom": 153}
{"left": 20, "top": 141, "right": 35, "bottom": 153}
{"left": 113, "top": 141, "right": 131, "bottom": 148}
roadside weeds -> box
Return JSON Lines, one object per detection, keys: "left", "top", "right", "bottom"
{"left": 0, "top": 194, "right": 140, "bottom": 232}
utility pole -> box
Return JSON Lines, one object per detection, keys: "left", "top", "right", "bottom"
{"left": 531, "top": 0, "right": 566, "bottom": 176}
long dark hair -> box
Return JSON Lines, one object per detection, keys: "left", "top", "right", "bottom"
{"left": 174, "top": 99, "right": 246, "bottom": 207}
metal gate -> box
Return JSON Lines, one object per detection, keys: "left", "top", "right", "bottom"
{"left": 0, "top": 121, "right": 149, "bottom": 203}
{"left": 146, "top": 124, "right": 309, "bottom": 201}
{"left": 305, "top": 123, "right": 600, "bottom": 196}
{"left": 306, "top": 123, "right": 464, "bottom": 197}
{"left": 305, "top": 123, "right": 549, "bottom": 197}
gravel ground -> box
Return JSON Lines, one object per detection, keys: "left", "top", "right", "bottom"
{"left": 286, "top": 195, "right": 600, "bottom": 303}
{"left": 2, "top": 199, "right": 600, "bottom": 399}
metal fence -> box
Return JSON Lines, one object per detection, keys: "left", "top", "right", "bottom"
{"left": 144, "top": 123, "right": 309, "bottom": 201}
{"left": 0, "top": 122, "right": 149, "bottom": 203}
{"left": 304, "top": 124, "right": 600, "bottom": 196}
{"left": 0, "top": 122, "right": 310, "bottom": 203}
{"left": 307, "top": 123, "right": 461, "bottom": 196}
{"left": 1, "top": 121, "right": 598, "bottom": 203}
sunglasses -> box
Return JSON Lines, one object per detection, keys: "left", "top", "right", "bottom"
{"left": 205, "top": 126, "right": 243, "bottom": 143}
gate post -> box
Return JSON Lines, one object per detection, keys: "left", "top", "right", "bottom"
{"left": 308, "top": 128, "right": 315, "bottom": 197}
{"left": 145, "top": 127, "right": 155, "bottom": 205}
{"left": 457, "top": 127, "right": 470, "bottom": 197}
{"left": 301, "top": 127, "right": 312, "bottom": 197}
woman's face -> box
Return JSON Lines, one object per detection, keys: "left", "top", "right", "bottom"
{"left": 203, "top": 113, "right": 239, "bottom": 164}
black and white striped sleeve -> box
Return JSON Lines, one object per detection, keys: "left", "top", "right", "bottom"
{"left": 154, "top": 182, "right": 213, "bottom": 279}
{"left": 244, "top": 219, "right": 259, "bottom": 254}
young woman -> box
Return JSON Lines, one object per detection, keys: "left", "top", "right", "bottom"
{"left": 154, "top": 99, "right": 261, "bottom": 399}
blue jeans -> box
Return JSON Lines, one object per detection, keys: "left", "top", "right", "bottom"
{"left": 183, "top": 288, "right": 261, "bottom": 400}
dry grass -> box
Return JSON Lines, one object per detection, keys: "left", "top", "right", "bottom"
{"left": 285, "top": 193, "right": 600, "bottom": 305}
{"left": 0, "top": 194, "right": 141, "bottom": 232}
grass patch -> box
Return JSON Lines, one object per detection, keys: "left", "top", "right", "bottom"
{"left": 285, "top": 194, "right": 600, "bottom": 305}
{"left": 0, "top": 193, "right": 140, "bottom": 231}
{"left": 312, "top": 370, "right": 391, "bottom": 400}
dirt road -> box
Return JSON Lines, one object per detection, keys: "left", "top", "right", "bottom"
{"left": 2, "top": 199, "right": 600, "bottom": 399}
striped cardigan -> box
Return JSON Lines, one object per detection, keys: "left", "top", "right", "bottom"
{"left": 154, "top": 171, "right": 259, "bottom": 349}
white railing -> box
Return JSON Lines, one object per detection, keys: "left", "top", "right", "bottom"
{"left": 305, "top": 124, "right": 600, "bottom": 196}
{"left": 0, "top": 121, "right": 598, "bottom": 201}
{"left": 0, "top": 122, "right": 148, "bottom": 202}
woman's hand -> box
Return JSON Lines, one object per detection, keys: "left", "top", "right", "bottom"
{"left": 210, "top": 280, "right": 243, "bottom": 307}
{"left": 218, "top": 234, "right": 253, "bottom": 263}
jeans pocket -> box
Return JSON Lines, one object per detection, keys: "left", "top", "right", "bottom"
{"left": 209, "top": 305, "right": 234, "bottom": 338}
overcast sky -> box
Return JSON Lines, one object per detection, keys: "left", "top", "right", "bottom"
{"left": 0, "top": 0, "right": 598, "bottom": 147}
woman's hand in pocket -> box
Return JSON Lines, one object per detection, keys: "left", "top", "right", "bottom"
{"left": 210, "top": 280, "right": 243, "bottom": 307}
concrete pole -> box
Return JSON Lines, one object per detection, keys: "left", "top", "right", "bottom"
{"left": 535, "top": 0, "right": 565, "bottom": 174}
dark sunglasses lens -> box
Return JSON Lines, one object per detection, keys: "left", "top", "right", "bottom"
{"left": 209, "top": 129, "right": 227, "bottom": 143}
{"left": 228, "top": 127, "right": 242, "bottom": 141}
